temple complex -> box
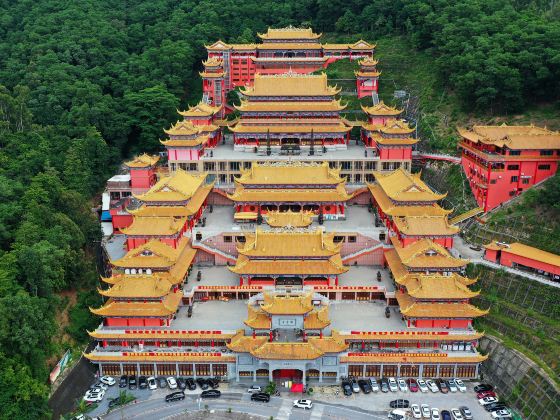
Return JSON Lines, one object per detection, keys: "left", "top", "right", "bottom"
{"left": 458, "top": 124, "right": 560, "bottom": 211}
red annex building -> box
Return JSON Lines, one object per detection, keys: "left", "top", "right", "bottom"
{"left": 458, "top": 125, "right": 560, "bottom": 211}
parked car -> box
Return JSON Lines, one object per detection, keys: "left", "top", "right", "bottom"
{"left": 128, "top": 376, "right": 137, "bottom": 390}
{"left": 186, "top": 377, "right": 197, "bottom": 390}
{"left": 421, "top": 404, "right": 431, "bottom": 418}
{"left": 426, "top": 379, "right": 439, "bottom": 393}
{"left": 447, "top": 379, "right": 458, "bottom": 393}
{"left": 407, "top": 378, "right": 419, "bottom": 392}
{"left": 119, "top": 375, "right": 127, "bottom": 388}
{"left": 100, "top": 376, "right": 116, "bottom": 386}
{"left": 417, "top": 379, "right": 429, "bottom": 393}
{"left": 474, "top": 383, "right": 494, "bottom": 393}
{"left": 157, "top": 377, "right": 167, "bottom": 388}
{"left": 138, "top": 376, "right": 148, "bottom": 389}
{"left": 208, "top": 378, "right": 220, "bottom": 389}
{"left": 450, "top": 408, "right": 463, "bottom": 420}
{"left": 108, "top": 398, "right": 120, "bottom": 409}
{"left": 90, "top": 382, "right": 108, "bottom": 391}
{"left": 83, "top": 390, "right": 105, "bottom": 403}
{"left": 388, "top": 409, "right": 408, "bottom": 420}
{"left": 358, "top": 379, "right": 372, "bottom": 394}
{"left": 441, "top": 410, "right": 451, "bottom": 420}
{"left": 477, "top": 390, "right": 497, "bottom": 399}
{"left": 369, "top": 378, "right": 380, "bottom": 392}
{"left": 389, "top": 399, "right": 410, "bottom": 408}
{"left": 147, "top": 376, "right": 157, "bottom": 390}
{"left": 247, "top": 385, "right": 262, "bottom": 393}
{"left": 491, "top": 409, "right": 512, "bottom": 418}
{"left": 411, "top": 404, "right": 422, "bottom": 419}
{"left": 388, "top": 377, "right": 398, "bottom": 392}
{"left": 479, "top": 396, "right": 499, "bottom": 406}
{"left": 200, "top": 389, "right": 221, "bottom": 398}
{"left": 455, "top": 379, "right": 467, "bottom": 392}
{"left": 431, "top": 408, "right": 440, "bottom": 420}
{"left": 293, "top": 399, "right": 313, "bottom": 409}
{"left": 351, "top": 379, "right": 360, "bottom": 393}
{"left": 176, "top": 377, "right": 187, "bottom": 390}
{"left": 165, "top": 391, "right": 185, "bottom": 402}
{"left": 196, "top": 378, "right": 209, "bottom": 390}
{"left": 166, "top": 376, "right": 178, "bottom": 390}
{"left": 437, "top": 379, "right": 449, "bottom": 393}
{"left": 459, "top": 406, "right": 473, "bottom": 420}
{"left": 250, "top": 392, "right": 270, "bottom": 403}
{"left": 380, "top": 378, "right": 390, "bottom": 393}
{"left": 397, "top": 378, "right": 408, "bottom": 392}
{"left": 341, "top": 381, "right": 352, "bottom": 396}
{"left": 486, "top": 403, "right": 509, "bottom": 412}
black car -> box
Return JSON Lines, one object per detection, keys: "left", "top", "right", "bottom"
{"left": 380, "top": 378, "right": 389, "bottom": 393}
{"left": 165, "top": 391, "right": 185, "bottom": 402}
{"left": 200, "top": 389, "right": 221, "bottom": 398}
{"left": 250, "top": 392, "right": 270, "bottom": 402}
{"left": 437, "top": 379, "right": 449, "bottom": 393}
{"left": 196, "top": 378, "right": 209, "bottom": 390}
{"left": 207, "top": 377, "right": 220, "bottom": 389}
{"left": 341, "top": 381, "right": 352, "bottom": 396}
{"left": 486, "top": 403, "right": 508, "bottom": 412}
{"left": 186, "top": 377, "right": 197, "bottom": 390}
{"left": 108, "top": 398, "right": 120, "bottom": 409}
{"left": 474, "top": 383, "right": 494, "bottom": 393}
{"left": 128, "top": 375, "right": 137, "bottom": 390}
{"left": 138, "top": 376, "right": 148, "bottom": 389}
{"left": 389, "top": 399, "right": 410, "bottom": 408}
{"left": 358, "top": 379, "right": 372, "bottom": 394}
{"left": 119, "top": 375, "right": 127, "bottom": 388}
{"left": 158, "top": 377, "right": 167, "bottom": 388}
{"left": 441, "top": 410, "right": 451, "bottom": 420}
{"left": 177, "top": 377, "right": 187, "bottom": 390}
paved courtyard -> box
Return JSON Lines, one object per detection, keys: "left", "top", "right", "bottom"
{"left": 329, "top": 300, "right": 405, "bottom": 332}
{"left": 172, "top": 300, "right": 248, "bottom": 331}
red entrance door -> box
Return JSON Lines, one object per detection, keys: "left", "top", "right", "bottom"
{"left": 273, "top": 369, "right": 302, "bottom": 380}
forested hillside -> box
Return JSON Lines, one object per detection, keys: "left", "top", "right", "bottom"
{"left": 0, "top": 1, "right": 559, "bottom": 418}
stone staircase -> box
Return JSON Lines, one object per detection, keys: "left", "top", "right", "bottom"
{"left": 191, "top": 240, "right": 237, "bottom": 263}
{"left": 450, "top": 206, "right": 484, "bottom": 225}
{"left": 341, "top": 243, "right": 384, "bottom": 263}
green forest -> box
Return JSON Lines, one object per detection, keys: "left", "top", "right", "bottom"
{"left": 0, "top": 0, "right": 559, "bottom": 417}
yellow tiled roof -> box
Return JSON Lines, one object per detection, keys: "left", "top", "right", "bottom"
{"left": 458, "top": 125, "right": 560, "bottom": 150}
{"left": 368, "top": 184, "right": 451, "bottom": 217}
{"left": 205, "top": 40, "right": 231, "bottom": 50}
{"left": 258, "top": 27, "right": 321, "bottom": 40}
{"left": 485, "top": 241, "right": 560, "bottom": 267}
{"left": 244, "top": 306, "right": 271, "bottom": 329}
{"left": 85, "top": 352, "right": 235, "bottom": 363}
{"left": 240, "top": 72, "right": 340, "bottom": 97}
{"left": 341, "top": 353, "right": 488, "bottom": 364}
{"left": 228, "top": 184, "right": 353, "bottom": 203}
{"left": 239, "top": 228, "right": 341, "bottom": 257}
{"left": 373, "top": 168, "right": 447, "bottom": 202}
{"left": 252, "top": 342, "right": 321, "bottom": 360}
{"left": 164, "top": 120, "right": 201, "bottom": 136}
{"left": 229, "top": 122, "right": 351, "bottom": 134}
{"left": 135, "top": 170, "right": 207, "bottom": 202}
{"left": 178, "top": 102, "right": 222, "bottom": 118}
{"left": 322, "top": 40, "right": 375, "bottom": 50}
{"left": 227, "top": 333, "right": 269, "bottom": 353}
{"left": 396, "top": 291, "right": 488, "bottom": 318}
{"left": 368, "top": 134, "right": 419, "bottom": 146}
{"left": 130, "top": 185, "right": 213, "bottom": 218}
{"left": 393, "top": 215, "right": 459, "bottom": 236}
{"left": 257, "top": 43, "right": 322, "bottom": 50}
{"left": 235, "top": 161, "right": 344, "bottom": 186}
{"left": 390, "top": 236, "right": 468, "bottom": 270}
{"left": 361, "top": 101, "right": 402, "bottom": 116}
{"left": 234, "top": 100, "right": 346, "bottom": 112}
{"left": 125, "top": 153, "right": 160, "bottom": 168}
{"left": 265, "top": 210, "right": 314, "bottom": 228}
{"left": 229, "top": 254, "right": 348, "bottom": 275}
{"left": 202, "top": 57, "right": 223, "bottom": 67}
{"left": 88, "top": 330, "right": 236, "bottom": 340}
{"left": 120, "top": 216, "right": 186, "bottom": 236}
{"left": 160, "top": 135, "right": 210, "bottom": 147}
{"left": 397, "top": 275, "right": 479, "bottom": 299}
{"left": 358, "top": 58, "right": 379, "bottom": 66}
{"left": 90, "top": 292, "right": 182, "bottom": 317}
{"left": 355, "top": 70, "right": 381, "bottom": 78}
{"left": 363, "top": 119, "right": 415, "bottom": 135}
{"left": 111, "top": 239, "right": 195, "bottom": 273}
{"left": 340, "top": 330, "right": 485, "bottom": 342}
{"left": 98, "top": 275, "right": 174, "bottom": 298}
{"left": 199, "top": 71, "right": 226, "bottom": 78}
{"left": 304, "top": 306, "right": 331, "bottom": 329}
{"left": 260, "top": 293, "right": 314, "bottom": 315}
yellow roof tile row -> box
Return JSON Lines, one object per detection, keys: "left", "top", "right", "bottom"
{"left": 134, "top": 170, "right": 207, "bottom": 203}
{"left": 396, "top": 291, "right": 489, "bottom": 318}
{"left": 363, "top": 119, "right": 415, "bottom": 135}
{"left": 234, "top": 100, "right": 346, "bottom": 113}
{"left": 120, "top": 216, "right": 186, "bottom": 236}
{"left": 393, "top": 215, "right": 459, "bottom": 236}
{"left": 257, "top": 27, "right": 322, "bottom": 40}
{"left": 85, "top": 352, "right": 236, "bottom": 363}
{"left": 229, "top": 122, "right": 351, "bottom": 134}
{"left": 178, "top": 101, "right": 222, "bottom": 117}
{"left": 373, "top": 168, "right": 447, "bottom": 202}
{"left": 265, "top": 210, "right": 314, "bottom": 228}
{"left": 125, "top": 153, "right": 160, "bottom": 168}
{"left": 98, "top": 276, "right": 174, "bottom": 299}
{"left": 485, "top": 241, "right": 560, "bottom": 267}
{"left": 340, "top": 331, "right": 485, "bottom": 342}
{"left": 130, "top": 185, "right": 213, "bottom": 218}
{"left": 397, "top": 275, "right": 479, "bottom": 300}
{"left": 235, "top": 161, "right": 344, "bottom": 186}
{"left": 260, "top": 293, "right": 314, "bottom": 315}
{"left": 111, "top": 239, "right": 194, "bottom": 270}
{"left": 390, "top": 236, "right": 468, "bottom": 270}
{"left": 90, "top": 292, "right": 182, "bottom": 317}
{"left": 458, "top": 124, "right": 560, "bottom": 150}
{"left": 361, "top": 101, "right": 402, "bottom": 116}
{"left": 228, "top": 184, "right": 354, "bottom": 203}
{"left": 240, "top": 73, "right": 340, "bottom": 97}
{"left": 229, "top": 254, "right": 348, "bottom": 275}
{"left": 368, "top": 184, "right": 451, "bottom": 217}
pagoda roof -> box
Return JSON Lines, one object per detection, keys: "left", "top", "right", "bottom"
{"left": 130, "top": 185, "right": 212, "bottom": 218}
{"left": 361, "top": 101, "right": 402, "bottom": 116}
{"left": 228, "top": 184, "right": 354, "bottom": 203}
{"left": 234, "top": 99, "right": 346, "bottom": 113}
{"left": 178, "top": 101, "right": 222, "bottom": 117}
{"left": 368, "top": 184, "right": 451, "bottom": 217}
{"left": 261, "top": 293, "right": 314, "bottom": 315}
{"left": 111, "top": 239, "right": 191, "bottom": 269}
{"left": 205, "top": 40, "right": 231, "bottom": 50}
{"left": 235, "top": 161, "right": 345, "bottom": 186}
{"left": 199, "top": 71, "right": 226, "bottom": 78}
{"left": 304, "top": 306, "right": 330, "bottom": 329}
{"left": 390, "top": 236, "right": 468, "bottom": 270}
{"left": 322, "top": 40, "right": 375, "bottom": 50}
{"left": 229, "top": 122, "right": 351, "bottom": 134}
{"left": 355, "top": 71, "right": 381, "bottom": 78}
{"left": 121, "top": 216, "right": 186, "bottom": 237}
{"left": 457, "top": 124, "right": 560, "bottom": 150}
{"left": 258, "top": 26, "right": 321, "bottom": 40}
{"left": 202, "top": 57, "right": 223, "bottom": 67}
{"left": 341, "top": 353, "right": 488, "bottom": 364}
{"left": 244, "top": 306, "right": 271, "bottom": 329}
{"left": 229, "top": 254, "right": 348, "bottom": 275}
{"left": 164, "top": 120, "right": 201, "bottom": 136}
{"left": 397, "top": 275, "right": 479, "bottom": 300}
{"left": 90, "top": 292, "right": 182, "bottom": 317}
{"left": 240, "top": 72, "right": 340, "bottom": 97}
{"left": 125, "top": 153, "right": 160, "bottom": 169}
{"left": 396, "top": 291, "right": 488, "bottom": 319}
{"left": 134, "top": 170, "right": 207, "bottom": 202}
{"left": 485, "top": 241, "right": 560, "bottom": 267}
{"left": 358, "top": 57, "right": 379, "bottom": 66}
{"left": 160, "top": 135, "right": 210, "bottom": 147}
{"left": 257, "top": 43, "right": 322, "bottom": 50}
{"left": 265, "top": 210, "right": 314, "bottom": 228}
{"left": 373, "top": 168, "right": 447, "bottom": 202}
{"left": 393, "top": 215, "right": 459, "bottom": 236}
{"left": 363, "top": 119, "right": 415, "bottom": 135}
{"left": 369, "top": 134, "right": 419, "bottom": 146}
{"left": 98, "top": 275, "right": 174, "bottom": 299}
{"left": 231, "top": 44, "right": 257, "bottom": 50}
{"left": 239, "top": 228, "right": 341, "bottom": 258}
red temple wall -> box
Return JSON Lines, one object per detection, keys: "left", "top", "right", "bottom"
{"left": 415, "top": 319, "right": 470, "bottom": 329}
{"left": 378, "top": 147, "right": 413, "bottom": 161}
{"left": 168, "top": 148, "right": 202, "bottom": 162}
{"left": 130, "top": 168, "right": 156, "bottom": 190}
{"left": 110, "top": 212, "right": 133, "bottom": 231}
{"left": 105, "top": 317, "right": 165, "bottom": 327}
{"left": 498, "top": 251, "right": 560, "bottom": 275}
{"left": 484, "top": 249, "right": 499, "bottom": 263}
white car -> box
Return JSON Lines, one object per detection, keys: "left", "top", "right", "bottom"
{"left": 447, "top": 379, "right": 458, "bottom": 392}
{"left": 388, "top": 377, "right": 398, "bottom": 392}
{"left": 247, "top": 385, "right": 262, "bottom": 393}
{"left": 293, "top": 399, "right": 313, "bottom": 409}
{"left": 455, "top": 379, "right": 467, "bottom": 392}
{"left": 479, "top": 396, "right": 499, "bottom": 405}
{"left": 431, "top": 408, "right": 440, "bottom": 420}
{"left": 421, "top": 404, "right": 431, "bottom": 418}
{"left": 370, "top": 378, "right": 380, "bottom": 392}
{"left": 166, "top": 376, "right": 178, "bottom": 389}
{"left": 450, "top": 408, "right": 463, "bottom": 420}
{"left": 388, "top": 409, "right": 408, "bottom": 420}
{"left": 99, "top": 376, "right": 116, "bottom": 386}
{"left": 426, "top": 379, "right": 439, "bottom": 393}
{"left": 147, "top": 376, "right": 157, "bottom": 390}
{"left": 83, "top": 390, "right": 105, "bottom": 403}
{"left": 397, "top": 378, "right": 408, "bottom": 392}
{"left": 411, "top": 404, "right": 422, "bottom": 419}
{"left": 491, "top": 409, "right": 512, "bottom": 418}
{"left": 417, "top": 379, "right": 429, "bottom": 393}
{"left": 91, "top": 382, "right": 108, "bottom": 391}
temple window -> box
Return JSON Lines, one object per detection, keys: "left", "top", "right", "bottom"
{"left": 224, "top": 236, "right": 232, "bottom": 243}
{"left": 348, "top": 236, "right": 357, "bottom": 243}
